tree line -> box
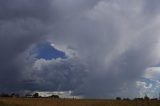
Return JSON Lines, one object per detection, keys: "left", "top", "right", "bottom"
{"left": 0, "top": 92, "right": 160, "bottom": 101}
{"left": 116, "top": 95, "right": 158, "bottom": 101}
{"left": 0, "top": 92, "right": 59, "bottom": 99}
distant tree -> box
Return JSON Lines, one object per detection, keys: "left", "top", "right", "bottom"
{"left": 0, "top": 93, "right": 10, "bottom": 97}
{"left": 144, "top": 94, "right": 150, "bottom": 100}
{"left": 116, "top": 97, "right": 121, "bottom": 100}
{"left": 123, "top": 98, "right": 130, "bottom": 100}
{"left": 25, "top": 93, "right": 32, "bottom": 98}
{"left": 11, "top": 93, "right": 15, "bottom": 97}
{"left": 134, "top": 98, "right": 144, "bottom": 101}
{"left": 33, "top": 93, "right": 39, "bottom": 98}
{"left": 49, "top": 94, "right": 59, "bottom": 99}
{"left": 11, "top": 93, "right": 19, "bottom": 97}
{"left": 151, "top": 98, "right": 158, "bottom": 100}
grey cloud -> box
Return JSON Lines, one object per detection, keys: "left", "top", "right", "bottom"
{"left": 1, "top": 0, "right": 160, "bottom": 98}
{"left": 48, "top": 0, "right": 160, "bottom": 98}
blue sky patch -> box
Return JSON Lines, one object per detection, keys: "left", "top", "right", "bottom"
{"left": 35, "top": 42, "right": 66, "bottom": 60}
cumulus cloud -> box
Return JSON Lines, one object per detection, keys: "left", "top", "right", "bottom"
{"left": 1, "top": 0, "right": 160, "bottom": 98}
{"left": 136, "top": 67, "right": 160, "bottom": 98}
{"left": 143, "top": 67, "right": 160, "bottom": 80}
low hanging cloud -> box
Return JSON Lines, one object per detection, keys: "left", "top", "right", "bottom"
{"left": 1, "top": 0, "right": 160, "bottom": 98}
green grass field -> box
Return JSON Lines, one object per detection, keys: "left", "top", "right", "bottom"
{"left": 0, "top": 98, "right": 160, "bottom": 106}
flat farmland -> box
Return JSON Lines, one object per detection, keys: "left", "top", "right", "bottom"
{"left": 0, "top": 98, "right": 160, "bottom": 106}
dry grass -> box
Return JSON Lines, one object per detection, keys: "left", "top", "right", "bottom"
{"left": 0, "top": 98, "right": 160, "bottom": 106}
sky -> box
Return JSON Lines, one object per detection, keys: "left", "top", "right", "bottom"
{"left": 1, "top": 0, "right": 160, "bottom": 99}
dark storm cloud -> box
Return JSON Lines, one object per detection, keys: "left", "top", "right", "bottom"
{"left": 0, "top": 0, "right": 54, "bottom": 92}
{"left": 1, "top": 0, "right": 160, "bottom": 98}
{"left": 0, "top": 0, "right": 53, "bottom": 21}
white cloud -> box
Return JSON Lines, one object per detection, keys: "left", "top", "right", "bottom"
{"left": 50, "top": 43, "right": 78, "bottom": 58}
{"left": 143, "top": 67, "right": 160, "bottom": 80}
{"left": 136, "top": 67, "right": 160, "bottom": 98}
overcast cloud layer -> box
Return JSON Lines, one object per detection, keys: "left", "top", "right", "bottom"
{"left": 1, "top": 0, "right": 160, "bottom": 98}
